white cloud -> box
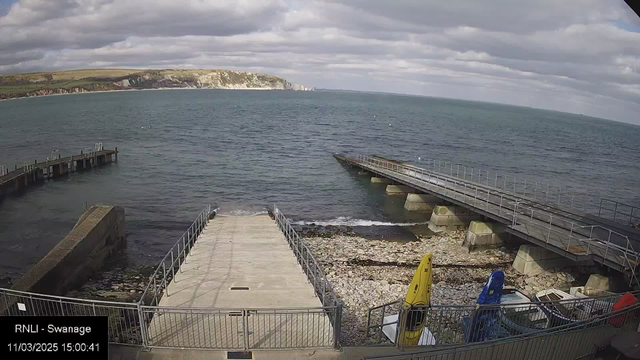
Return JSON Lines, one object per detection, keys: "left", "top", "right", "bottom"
{"left": 0, "top": 0, "right": 639, "bottom": 124}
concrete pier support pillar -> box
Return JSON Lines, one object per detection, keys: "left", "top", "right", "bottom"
{"left": 512, "top": 245, "right": 566, "bottom": 276}
{"left": 428, "top": 205, "right": 481, "bottom": 232}
{"left": 385, "top": 184, "right": 414, "bottom": 195}
{"left": 59, "top": 163, "right": 69, "bottom": 176}
{"left": 404, "top": 193, "right": 443, "bottom": 212}
{"left": 463, "top": 221, "right": 506, "bottom": 251}
{"left": 371, "top": 177, "right": 393, "bottom": 184}
{"left": 35, "top": 169, "right": 44, "bottom": 182}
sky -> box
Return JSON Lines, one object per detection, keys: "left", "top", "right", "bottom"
{"left": 1, "top": 1, "right": 639, "bottom": 124}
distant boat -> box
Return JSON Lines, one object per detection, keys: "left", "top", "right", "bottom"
{"left": 499, "top": 288, "right": 549, "bottom": 334}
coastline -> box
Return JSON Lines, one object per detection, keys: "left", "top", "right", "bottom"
{"left": 0, "top": 86, "right": 308, "bottom": 102}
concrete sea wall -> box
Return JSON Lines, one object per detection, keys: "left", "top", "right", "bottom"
{"left": 12, "top": 205, "right": 126, "bottom": 295}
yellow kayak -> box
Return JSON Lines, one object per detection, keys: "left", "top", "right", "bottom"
{"left": 401, "top": 253, "right": 433, "bottom": 346}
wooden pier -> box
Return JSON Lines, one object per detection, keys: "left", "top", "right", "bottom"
{"left": 0, "top": 144, "right": 118, "bottom": 198}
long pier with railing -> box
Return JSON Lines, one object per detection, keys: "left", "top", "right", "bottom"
{"left": 0, "top": 143, "right": 118, "bottom": 198}
{"left": 335, "top": 153, "right": 640, "bottom": 287}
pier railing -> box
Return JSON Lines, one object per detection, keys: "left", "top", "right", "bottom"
{"left": 139, "top": 204, "right": 214, "bottom": 306}
{"left": 364, "top": 300, "right": 640, "bottom": 360}
{"left": 366, "top": 290, "right": 639, "bottom": 350}
{"left": 273, "top": 205, "right": 343, "bottom": 347}
{"left": 0, "top": 287, "right": 143, "bottom": 345}
{"left": 391, "top": 155, "right": 640, "bottom": 227}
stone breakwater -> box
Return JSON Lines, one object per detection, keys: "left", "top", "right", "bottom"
{"left": 305, "top": 230, "right": 594, "bottom": 345}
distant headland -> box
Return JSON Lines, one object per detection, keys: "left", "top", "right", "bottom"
{"left": 0, "top": 68, "right": 313, "bottom": 100}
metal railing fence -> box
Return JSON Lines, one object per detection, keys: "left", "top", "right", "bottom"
{"left": 141, "top": 305, "right": 338, "bottom": 350}
{"left": 363, "top": 301, "right": 640, "bottom": 360}
{"left": 1, "top": 287, "right": 143, "bottom": 345}
{"left": 366, "top": 290, "right": 639, "bottom": 349}
{"left": 401, "top": 155, "right": 639, "bottom": 227}
{"left": 273, "top": 205, "right": 343, "bottom": 347}
{"left": 139, "top": 204, "right": 214, "bottom": 306}
{"left": 351, "top": 154, "right": 640, "bottom": 285}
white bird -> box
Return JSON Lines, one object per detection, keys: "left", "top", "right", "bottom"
{"left": 389, "top": 123, "right": 392, "bottom": 126}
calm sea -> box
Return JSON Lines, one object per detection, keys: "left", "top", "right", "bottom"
{"left": 1, "top": 89, "right": 639, "bottom": 281}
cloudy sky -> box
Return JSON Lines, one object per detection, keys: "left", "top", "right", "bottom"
{"left": 1, "top": 0, "right": 639, "bottom": 124}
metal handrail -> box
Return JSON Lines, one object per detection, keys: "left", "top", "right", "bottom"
{"left": 366, "top": 290, "right": 640, "bottom": 350}
{"left": 1, "top": 287, "right": 140, "bottom": 307}
{"left": 272, "top": 205, "right": 343, "bottom": 348}
{"left": 272, "top": 205, "right": 341, "bottom": 308}
{"left": 364, "top": 301, "right": 640, "bottom": 359}
{"left": 375, "top": 154, "right": 639, "bottom": 226}
{"left": 139, "top": 204, "right": 214, "bottom": 306}
{"left": 351, "top": 154, "right": 640, "bottom": 286}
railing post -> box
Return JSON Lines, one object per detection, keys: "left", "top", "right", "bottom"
{"left": 171, "top": 250, "right": 175, "bottom": 279}
{"left": 395, "top": 304, "right": 410, "bottom": 351}
{"left": 486, "top": 189, "right": 490, "bottom": 209}
{"left": 567, "top": 223, "right": 574, "bottom": 251}
{"left": 243, "top": 309, "right": 250, "bottom": 351}
{"left": 137, "top": 303, "right": 149, "bottom": 350}
{"left": 153, "top": 277, "right": 157, "bottom": 305}
{"left": 604, "top": 230, "right": 612, "bottom": 261}
{"left": 546, "top": 183, "right": 549, "bottom": 202}
{"left": 182, "top": 235, "right": 187, "bottom": 264}
{"left": 162, "top": 262, "right": 168, "bottom": 296}
{"left": 558, "top": 186, "right": 562, "bottom": 206}
{"left": 598, "top": 198, "right": 603, "bottom": 216}
{"left": 333, "top": 304, "right": 343, "bottom": 349}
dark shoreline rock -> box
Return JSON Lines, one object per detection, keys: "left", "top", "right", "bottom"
{"left": 295, "top": 224, "right": 356, "bottom": 238}
{"left": 67, "top": 263, "right": 157, "bottom": 303}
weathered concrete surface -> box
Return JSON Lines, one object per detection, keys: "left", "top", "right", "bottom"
{"left": 570, "top": 286, "right": 612, "bottom": 297}
{"left": 12, "top": 205, "right": 126, "bottom": 295}
{"left": 428, "top": 205, "right": 481, "bottom": 232}
{"left": 463, "top": 221, "right": 506, "bottom": 251}
{"left": 404, "top": 193, "right": 443, "bottom": 211}
{"left": 109, "top": 344, "right": 407, "bottom": 360}
{"left": 150, "top": 215, "right": 332, "bottom": 348}
{"left": 371, "top": 177, "right": 393, "bottom": 184}
{"left": 385, "top": 184, "right": 414, "bottom": 195}
{"left": 585, "top": 274, "right": 611, "bottom": 292}
{"left": 512, "top": 245, "right": 566, "bottom": 276}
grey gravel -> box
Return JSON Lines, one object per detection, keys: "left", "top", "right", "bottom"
{"left": 305, "top": 230, "right": 595, "bottom": 345}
